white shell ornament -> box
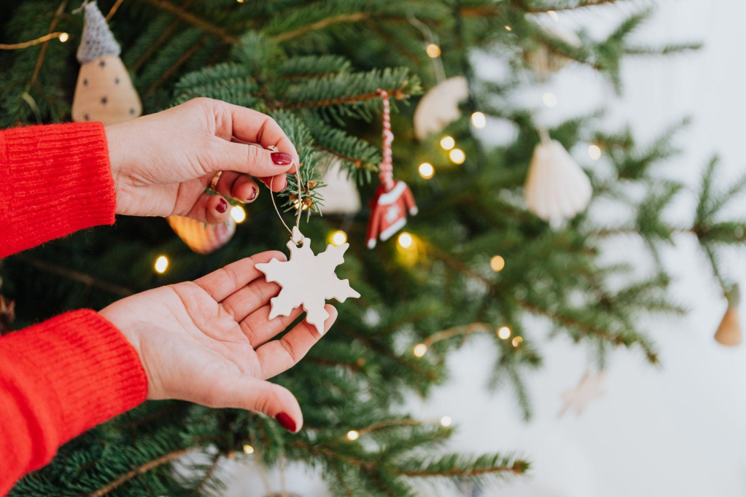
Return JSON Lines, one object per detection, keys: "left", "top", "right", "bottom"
{"left": 256, "top": 227, "right": 360, "bottom": 335}
{"left": 413, "top": 76, "right": 469, "bottom": 141}
{"left": 524, "top": 140, "right": 592, "bottom": 225}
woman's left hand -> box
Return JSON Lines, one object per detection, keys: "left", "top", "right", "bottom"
{"left": 105, "top": 98, "right": 299, "bottom": 224}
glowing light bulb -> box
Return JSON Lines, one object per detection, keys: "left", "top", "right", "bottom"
{"left": 505, "top": 25, "right": 512, "bottom": 31}
{"left": 512, "top": 336, "right": 524, "bottom": 347}
{"left": 243, "top": 444, "right": 254, "bottom": 454}
{"left": 230, "top": 205, "right": 246, "bottom": 223}
{"left": 418, "top": 162, "right": 435, "bottom": 179}
{"left": 440, "top": 415, "right": 452, "bottom": 427}
{"left": 413, "top": 343, "right": 428, "bottom": 357}
{"left": 498, "top": 326, "right": 511, "bottom": 340}
{"left": 58, "top": 32, "right": 69, "bottom": 43}
{"left": 543, "top": 93, "right": 557, "bottom": 108}
{"left": 449, "top": 148, "right": 465, "bottom": 165}
{"left": 426, "top": 43, "right": 441, "bottom": 58}
{"left": 398, "top": 232, "right": 413, "bottom": 249}
{"left": 330, "top": 230, "right": 348, "bottom": 246}
{"left": 471, "top": 111, "right": 486, "bottom": 129}
{"left": 237, "top": 0, "right": 245, "bottom": 3}
{"left": 154, "top": 256, "right": 169, "bottom": 274}
{"left": 588, "top": 144, "right": 602, "bottom": 160}
{"left": 346, "top": 430, "right": 360, "bottom": 441}
{"left": 490, "top": 255, "right": 505, "bottom": 272}
{"left": 440, "top": 136, "right": 455, "bottom": 150}
{"left": 547, "top": 10, "right": 559, "bottom": 22}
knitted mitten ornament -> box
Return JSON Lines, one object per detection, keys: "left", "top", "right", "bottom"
{"left": 71, "top": 2, "right": 142, "bottom": 125}
{"left": 366, "top": 90, "right": 417, "bottom": 249}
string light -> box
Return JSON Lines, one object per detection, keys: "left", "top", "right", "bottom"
{"left": 418, "top": 162, "right": 435, "bottom": 179}
{"left": 440, "top": 136, "right": 455, "bottom": 150}
{"left": 154, "top": 255, "right": 169, "bottom": 274}
{"left": 490, "top": 255, "right": 505, "bottom": 272}
{"left": 440, "top": 415, "right": 452, "bottom": 427}
{"left": 588, "top": 144, "right": 602, "bottom": 160}
{"left": 543, "top": 93, "right": 557, "bottom": 108}
{"left": 505, "top": 25, "right": 512, "bottom": 31}
{"left": 449, "top": 148, "right": 465, "bottom": 165}
{"left": 512, "top": 336, "right": 524, "bottom": 347}
{"left": 242, "top": 444, "right": 254, "bottom": 454}
{"left": 237, "top": 0, "right": 246, "bottom": 3}
{"left": 330, "top": 230, "right": 348, "bottom": 246}
{"left": 413, "top": 343, "right": 428, "bottom": 357}
{"left": 230, "top": 205, "right": 246, "bottom": 223}
{"left": 547, "top": 10, "right": 559, "bottom": 22}
{"left": 0, "top": 32, "right": 70, "bottom": 51}
{"left": 398, "top": 232, "right": 413, "bottom": 249}
{"left": 426, "top": 43, "right": 441, "bottom": 58}
{"left": 471, "top": 111, "right": 486, "bottom": 129}
{"left": 498, "top": 326, "right": 511, "bottom": 340}
{"left": 346, "top": 430, "right": 360, "bottom": 441}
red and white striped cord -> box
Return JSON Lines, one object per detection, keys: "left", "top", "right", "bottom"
{"left": 377, "top": 89, "right": 395, "bottom": 192}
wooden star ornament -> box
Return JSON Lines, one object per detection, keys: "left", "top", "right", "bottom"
{"left": 256, "top": 227, "right": 360, "bottom": 335}
{"left": 557, "top": 370, "right": 606, "bottom": 418}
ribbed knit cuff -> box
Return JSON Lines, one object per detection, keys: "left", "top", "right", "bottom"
{"left": 0, "top": 122, "right": 116, "bottom": 258}
{"left": 0, "top": 310, "right": 148, "bottom": 445}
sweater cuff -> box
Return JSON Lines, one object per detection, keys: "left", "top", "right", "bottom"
{"left": 0, "top": 122, "right": 116, "bottom": 257}
{"left": 0, "top": 310, "right": 148, "bottom": 445}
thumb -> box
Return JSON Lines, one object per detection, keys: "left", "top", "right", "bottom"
{"left": 205, "top": 137, "right": 296, "bottom": 179}
{"left": 207, "top": 375, "right": 303, "bottom": 433}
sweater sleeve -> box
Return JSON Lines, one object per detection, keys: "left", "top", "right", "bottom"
{"left": 0, "top": 310, "right": 148, "bottom": 495}
{"left": 0, "top": 122, "right": 116, "bottom": 258}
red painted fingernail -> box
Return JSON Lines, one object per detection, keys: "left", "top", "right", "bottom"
{"left": 271, "top": 152, "right": 293, "bottom": 166}
{"left": 216, "top": 198, "right": 228, "bottom": 213}
{"left": 275, "top": 412, "right": 296, "bottom": 432}
{"left": 247, "top": 187, "right": 258, "bottom": 202}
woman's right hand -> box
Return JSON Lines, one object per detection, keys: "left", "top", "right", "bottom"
{"left": 100, "top": 252, "right": 336, "bottom": 433}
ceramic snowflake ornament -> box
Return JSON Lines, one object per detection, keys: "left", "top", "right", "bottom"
{"left": 256, "top": 227, "right": 360, "bottom": 335}
{"left": 557, "top": 370, "right": 606, "bottom": 418}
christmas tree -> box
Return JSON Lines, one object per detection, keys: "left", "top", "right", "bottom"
{"left": 1, "top": 0, "right": 744, "bottom": 495}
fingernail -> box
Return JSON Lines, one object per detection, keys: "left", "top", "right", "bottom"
{"left": 275, "top": 412, "right": 296, "bottom": 433}
{"left": 247, "top": 187, "right": 258, "bottom": 202}
{"left": 271, "top": 152, "right": 293, "bottom": 166}
{"left": 216, "top": 198, "right": 228, "bottom": 213}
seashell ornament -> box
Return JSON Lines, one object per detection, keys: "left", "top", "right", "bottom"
{"left": 524, "top": 140, "right": 592, "bottom": 226}
{"left": 71, "top": 2, "right": 142, "bottom": 125}
{"left": 413, "top": 76, "right": 469, "bottom": 141}
{"left": 715, "top": 286, "right": 742, "bottom": 346}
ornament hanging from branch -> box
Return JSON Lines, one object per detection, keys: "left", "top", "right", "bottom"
{"left": 366, "top": 90, "right": 418, "bottom": 249}
{"left": 524, "top": 138, "right": 592, "bottom": 226}
{"left": 413, "top": 76, "right": 469, "bottom": 141}
{"left": 558, "top": 370, "right": 606, "bottom": 418}
{"left": 715, "top": 285, "right": 741, "bottom": 346}
{"left": 525, "top": 27, "right": 582, "bottom": 79}
{"left": 319, "top": 159, "right": 361, "bottom": 215}
{"left": 71, "top": 1, "right": 141, "bottom": 125}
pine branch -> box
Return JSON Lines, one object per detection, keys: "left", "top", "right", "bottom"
{"left": 142, "top": 0, "right": 240, "bottom": 43}
{"left": 14, "top": 255, "right": 134, "bottom": 297}
{"left": 274, "top": 13, "right": 369, "bottom": 43}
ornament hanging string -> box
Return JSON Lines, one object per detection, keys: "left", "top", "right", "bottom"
{"left": 268, "top": 151, "right": 304, "bottom": 242}
{"left": 377, "top": 89, "right": 396, "bottom": 192}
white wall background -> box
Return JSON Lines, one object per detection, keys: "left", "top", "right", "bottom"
{"left": 225, "top": 1, "right": 746, "bottom": 495}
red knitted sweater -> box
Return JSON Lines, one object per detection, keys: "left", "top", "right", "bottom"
{"left": 0, "top": 123, "right": 149, "bottom": 495}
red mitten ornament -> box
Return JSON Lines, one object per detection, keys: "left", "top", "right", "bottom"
{"left": 366, "top": 90, "right": 417, "bottom": 248}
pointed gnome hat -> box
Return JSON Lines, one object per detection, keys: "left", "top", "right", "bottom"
{"left": 715, "top": 285, "right": 742, "bottom": 347}
{"left": 77, "top": 2, "right": 121, "bottom": 64}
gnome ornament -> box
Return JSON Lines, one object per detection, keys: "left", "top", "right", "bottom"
{"left": 715, "top": 286, "right": 742, "bottom": 347}
{"left": 524, "top": 138, "right": 592, "bottom": 226}
{"left": 72, "top": 1, "right": 141, "bottom": 125}
{"left": 366, "top": 90, "right": 417, "bottom": 249}
{"left": 319, "top": 160, "right": 361, "bottom": 215}
{"left": 413, "top": 76, "right": 469, "bottom": 141}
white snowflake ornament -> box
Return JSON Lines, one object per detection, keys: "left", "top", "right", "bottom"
{"left": 256, "top": 227, "right": 360, "bottom": 335}
{"left": 557, "top": 370, "right": 606, "bottom": 418}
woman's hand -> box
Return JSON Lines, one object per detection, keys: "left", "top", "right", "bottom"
{"left": 105, "top": 98, "right": 299, "bottom": 224}
{"left": 100, "top": 251, "right": 335, "bottom": 433}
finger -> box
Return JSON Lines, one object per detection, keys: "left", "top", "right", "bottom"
{"left": 240, "top": 305, "right": 304, "bottom": 348}
{"left": 184, "top": 193, "right": 230, "bottom": 224}
{"left": 203, "top": 375, "right": 302, "bottom": 433}
{"left": 195, "top": 251, "right": 287, "bottom": 302}
{"left": 215, "top": 171, "right": 259, "bottom": 203}
{"left": 221, "top": 277, "right": 284, "bottom": 322}
{"left": 256, "top": 305, "right": 338, "bottom": 379}
{"left": 226, "top": 105, "right": 300, "bottom": 167}
{"left": 209, "top": 139, "right": 296, "bottom": 180}
{"left": 258, "top": 174, "right": 288, "bottom": 193}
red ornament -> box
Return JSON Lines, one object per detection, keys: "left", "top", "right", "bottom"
{"left": 366, "top": 89, "right": 417, "bottom": 248}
